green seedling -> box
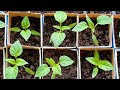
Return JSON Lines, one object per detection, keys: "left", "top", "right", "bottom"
{"left": 72, "top": 15, "right": 112, "bottom": 46}
{"left": 85, "top": 50, "right": 114, "bottom": 78}
{"left": 50, "top": 11, "right": 76, "bottom": 47}
{"left": 5, "top": 40, "right": 34, "bottom": 79}
{"left": 0, "top": 20, "right": 5, "bottom": 28}
{"left": 35, "top": 55, "right": 74, "bottom": 79}
{"left": 10, "top": 16, "right": 40, "bottom": 41}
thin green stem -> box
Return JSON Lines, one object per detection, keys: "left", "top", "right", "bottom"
{"left": 94, "top": 23, "right": 98, "bottom": 29}
{"left": 23, "top": 66, "right": 26, "bottom": 69}
{"left": 60, "top": 23, "right": 62, "bottom": 32}
{"left": 51, "top": 72, "right": 56, "bottom": 79}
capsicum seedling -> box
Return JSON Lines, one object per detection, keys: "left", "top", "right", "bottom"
{"left": 5, "top": 40, "right": 34, "bottom": 79}
{"left": 85, "top": 50, "right": 114, "bottom": 78}
{"left": 35, "top": 55, "right": 74, "bottom": 79}
{"left": 10, "top": 16, "right": 40, "bottom": 41}
{"left": 72, "top": 15, "right": 112, "bottom": 46}
{"left": 49, "top": 11, "right": 76, "bottom": 47}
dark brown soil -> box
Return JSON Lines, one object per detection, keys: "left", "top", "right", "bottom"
{"left": 10, "top": 16, "right": 41, "bottom": 47}
{"left": 43, "top": 16, "right": 76, "bottom": 47}
{"left": 43, "top": 49, "right": 77, "bottom": 79}
{"left": 0, "top": 50, "right": 3, "bottom": 79}
{"left": 117, "top": 51, "right": 120, "bottom": 78}
{"left": 80, "top": 50, "right": 113, "bottom": 79}
{"left": 114, "top": 19, "right": 120, "bottom": 47}
{"left": 86, "top": 11, "right": 112, "bottom": 14}
{"left": 78, "top": 18, "right": 109, "bottom": 46}
{"left": 8, "top": 48, "right": 39, "bottom": 79}
{"left": 0, "top": 17, "right": 5, "bottom": 47}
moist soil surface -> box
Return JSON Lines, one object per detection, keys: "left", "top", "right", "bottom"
{"left": 10, "top": 16, "right": 41, "bottom": 47}
{"left": 117, "top": 51, "right": 120, "bottom": 78}
{"left": 43, "top": 49, "right": 77, "bottom": 79}
{"left": 78, "top": 18, "right": 109, "bottom": 46}
{"left": 0, "top": 17, "right": 5, "bottom": 47}
{"left": 86, "top": 11, "right": 112, "bottom": 14}
{"left": 80, "top": 50, "right": 113, "bottom": 79}
{"left": 43, "top": 16, "right": 76, "bottom": 47}
{"left": 0, "top": 50, "right": 3, "bottom": 79}
{"left": 8, "top": 48, "right": 39, "bottom": 79}
{"left": 114, "top": 18, "right": 120, "bottom": 47}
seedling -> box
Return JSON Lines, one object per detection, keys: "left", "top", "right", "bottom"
{"left": 5, "top": 40, "right": 34, "bottom": 79}
{"left": 49, "top": 11, "right": 76, "bottom": 47}
{"left": 72, "top": 15, "right": 112, "bottom": 46}
{"left": 0, "top": 20, "right": 5, "bottom": 28}
{"left": 85, "top": 50, "right": 114, "bottom": 78}
{"left": 10, "top": 16, "right": 40, "bottom": 41}
{"left": 35, "top": 55, "right": 74, "bottom": 79}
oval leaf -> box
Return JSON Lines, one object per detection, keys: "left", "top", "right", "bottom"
{"left": 85, "top": 57, "right": 98, "bottom": 66}
{"left": 21, "top": 16, "right": 30, "bottom": 29}
{"left": 97, "top": 15, "right": 112, "bottom": 25}
{"left": 67, "top": 23, "right": 77, "bottom": 29}
{"left": 46, "top": 58, "right": 56, "bottom": 67}
{"left": 10, "top": 27, "right": 21, "bottom": 32}
{"left": 54, "top": 11, "right": 67, "bottom": 23}
{"left": 6, "top": 59, "right": 16, "bottom": 65}
{"left": 20, "top": 29, "right": 31, "bottom": 41}
{"left": 92, "top": 67, "right": 98, "bottom": 78}
{"left": 98, "top": 60, "right": 114, "bottom": 71}
{"left": 52, "top": 64, "right": 62, "bottom": 75}
{"left": 50, "top": 32, "right": 66, "bottom": 47}
{"left": 59, "top": 56, "right": 74, "bottom": 67}
{"left": 15, "top": 58, "right": 28, "bottom": 66}
{"left": 0, "top": 20, "right": 5, "bottom": 28}
{"left": 53, "top": 25, "right": 61, "bottom": 30}
{"left": 25, "top": 67, "right": 34, "bottom": 75}
{"left": 10, "top": 40, "right": 23, "bottom": 58}
{"left": 35, "top": 64, "right": 50, "bottom": 77}
{"left": 31, "top": 30, "right": 40, "bottom": 36}
{"left": 92, "top": 33, "right": 99, "bottom": 46}
{"left": 72, "top": 21, "right": 88, "bottom": 32}
{"left": 61, "top": 26, "right": 71, "bottom": 31}
{"left": 5, "top": 66, "right": 18, "bottom": 79}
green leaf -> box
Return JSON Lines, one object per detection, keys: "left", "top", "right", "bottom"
{"left": 31, "top": 30, "right": 40, "bottom": 36}
{"left": 21, "top": 16, "right": 30, "bottom": 29}
{"left": 86, "top": 15, "right": 95, "bottom": 32}
{"left": 6, "top": 59, "right": 16, "bottom": 65}
{"left": 53, "top": 25, "right": 61, "bottom": 30}
{"left": 0, "top": 20, "right": 5, "bottom": 28}
{"left": 92, "top": 67, "right": 98, "bottom": 78}
{"left": 51, "top": 72, "right": 56, "bottom": 79}
{"left": 25, "top": 67, "right": 34, "bottom": 75}
{"left": 92, "top": 33, "right": 99, "bottom": 46}
{"left": 97, "top": 15, "right": 112, "bottom": 25}
{"left": 5, "top": 66, "right": 18, "bottom": 79}
{"left": 54, "top": 11, "right": 67, "bottom": 23}
{"left": 10, "top": 27, "right": 21, "bottom": 32}
{"left": 35, "top": 64, "right": 50, "bottom": 77}
{"left": 10, "top": 40, "right": 23, "bottom": 58}
{"left": 59, "top": 56, "right": 74, "bottom": 67}
{"left": 61, "top": 26, "right": 71, "bottom": 31}
{"left": 50, "top": 32, "right": 65, "bottom": 47}
{"left": 46, "top": 58, "right": 56, "bottom": 67}
{"left": 20, "top": 29, "right": 31, "bottom": 41}
{"left": 72, "top": 21, "right": 88, "bottom": 32}
{"left": 15, "top": 58, "right": 28, "bottom": 66}
{"left": 52, "top": 64, "right": 62, "bottom": 75}
{"left": 85, "top": 57, "right": 98, "bottom": 66}
{"left": 98, "top": 60, "right": 114, "bottom": 71}
{"left": 94, "top": 50, "right": 100, "bottom": 62}
{"left": 67, "top": 23, "right": 77, "bottom": 29}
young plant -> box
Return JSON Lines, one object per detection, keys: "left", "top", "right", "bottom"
{"left": 5, "top": 40, "right": 34, "bottom": 79}
{"left": 35, "top": 55, "right": 74, "bottom": 79}
{"left": 85, "top": 50, "right": 114, "bottom": 78}
{"left": 50, "top": 11, "right": 76, "bottom": 47}
{"left": 0, "top": 20, "right": 5, "bottom": 28}
{"left": 72, "top": 15, "right": 112, "bottom": 46}
{"left": 10, "top": 16, "right": 40, "bottom": 41}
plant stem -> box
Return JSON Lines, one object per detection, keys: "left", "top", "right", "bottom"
{"left": 94, "top": 23, "right": 98, "bottom": 29}
{"left": 60, "top": 23, "right": 62, "bottom": 32}
{"left": 51, "top": 72, "right": 56, "bottom": 79}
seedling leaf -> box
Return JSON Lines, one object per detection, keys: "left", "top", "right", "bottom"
{"left": 15, "top": 58, "right": 28, "bottom": 66}
{"left": 25, "top": 67, "right": 34, "bottom": 75}
{"left": 46, "top": 58, "right": 56, "bottom": 67}
{"left": 10, "top": 27, "right": 21, "bottom": 32}
{"left": 85, "top": 57, "right": 98, "bottom": 66}
{"left": 21, "top": 16, "right": 30, "bottom": 29}
{"left": 20, "top": 29, "right": 31, "bottom": 41}
{"left": 0, "top": 20, "right": 5, "bottom": 28}
{"left": 6, "top": 59, "right": 16, "bottom": 65}
{"left": 52, "top": 64, "right": 62, "bottom": 75}
{"left": 31, "top": 30, "right": 40, "bottom": 36}
{"left": 92, "top": 33, "right": 99, "bottom": 46}
{"left": 92, "top": 67, "right": 98, "bottom": 78}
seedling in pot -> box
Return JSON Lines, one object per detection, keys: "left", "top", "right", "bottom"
{"left": 72, "top": 15, "right": 112, "bottom": 46}
{"left": 49, "top": 11, "right": 76, "bottom": 47}
{"left": 0, "top": 20, "right": 5, "bottom": 28}
{"left": 85, "top": 50, "right": 114, "bottom": 78}
{"left": 10, "top": 16, "right": 40, "bottom": 41}
{"left": 5, "top": 40, "right": 34, "bottom": 79}
{"left": 35, "top": 55, "right": 74, "bottom": 79}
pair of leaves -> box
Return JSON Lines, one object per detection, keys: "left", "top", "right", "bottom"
{"left": 35, "top": 56, "right": 74, "bottom": 79}
{"left": 10, "top": 16, "right": 40, "bottom": 41}
{"left": 85, "top": 50, "right": 114, "bottom": 78}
